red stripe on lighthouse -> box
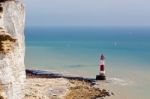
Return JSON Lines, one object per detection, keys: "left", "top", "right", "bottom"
{"left": 100, "top": 65, "right": 104, "bottom": 71}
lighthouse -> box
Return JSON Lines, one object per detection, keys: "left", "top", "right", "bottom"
{"left": 96, "top": 54, "right": 106, "bottom": 80}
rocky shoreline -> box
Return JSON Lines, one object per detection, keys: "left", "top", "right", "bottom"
{"left": 26, "top": 69, "right": 95, "bottom": 84}
{"left": 25, "top": 69, "right": 114, "bottom": 99}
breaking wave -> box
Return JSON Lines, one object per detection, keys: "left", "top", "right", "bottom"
{"left": 106, "top": 77, "right": 133, "bottom": 86}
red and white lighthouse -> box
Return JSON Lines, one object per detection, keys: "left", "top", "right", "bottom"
{"left": 96, "top": 54, "right": 106, "bottom": 80}
{"left": 100, "top": 54, "right": 105, "bottom": 75}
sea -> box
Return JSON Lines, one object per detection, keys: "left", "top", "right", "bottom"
{"left": 25, "top": 27, "right": 150, "bottom": 99}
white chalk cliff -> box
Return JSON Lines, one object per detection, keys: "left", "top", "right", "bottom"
{"left": 0, "top": 0, "right": 25, "bottom": 99}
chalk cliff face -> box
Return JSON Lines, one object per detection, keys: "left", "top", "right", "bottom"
{"left": 0, "top": 0, "right": 25, "bottom": 99}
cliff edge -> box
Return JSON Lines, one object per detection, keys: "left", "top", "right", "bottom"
{"left": 0, "top": 0, "right": 25, "bottom": 99}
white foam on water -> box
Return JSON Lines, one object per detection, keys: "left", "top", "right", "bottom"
{"left": 106, "top": 77, "right": 133, "bottom": 86}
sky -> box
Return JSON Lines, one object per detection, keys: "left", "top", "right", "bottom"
{"left": 24, "top": 0, "right": 150, "bottom": 27}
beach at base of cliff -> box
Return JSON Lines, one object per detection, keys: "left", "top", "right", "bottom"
{"left": 24, "top": 69, "right": 114, "bottom": 99}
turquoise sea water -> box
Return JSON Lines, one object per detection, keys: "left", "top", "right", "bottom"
{"left": 25, "top": 27, "right": 150, "bottom": 72}
{"left": 25, "top": 27, "right": 150, "bottom": 98}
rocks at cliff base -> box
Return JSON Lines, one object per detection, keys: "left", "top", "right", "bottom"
{"left": 26, "top": 69, "right": 113, "bottom": 99}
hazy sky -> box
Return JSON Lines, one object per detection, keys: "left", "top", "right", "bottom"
{"left": 24, "top": 0, "right": 150, "bottom": 27}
